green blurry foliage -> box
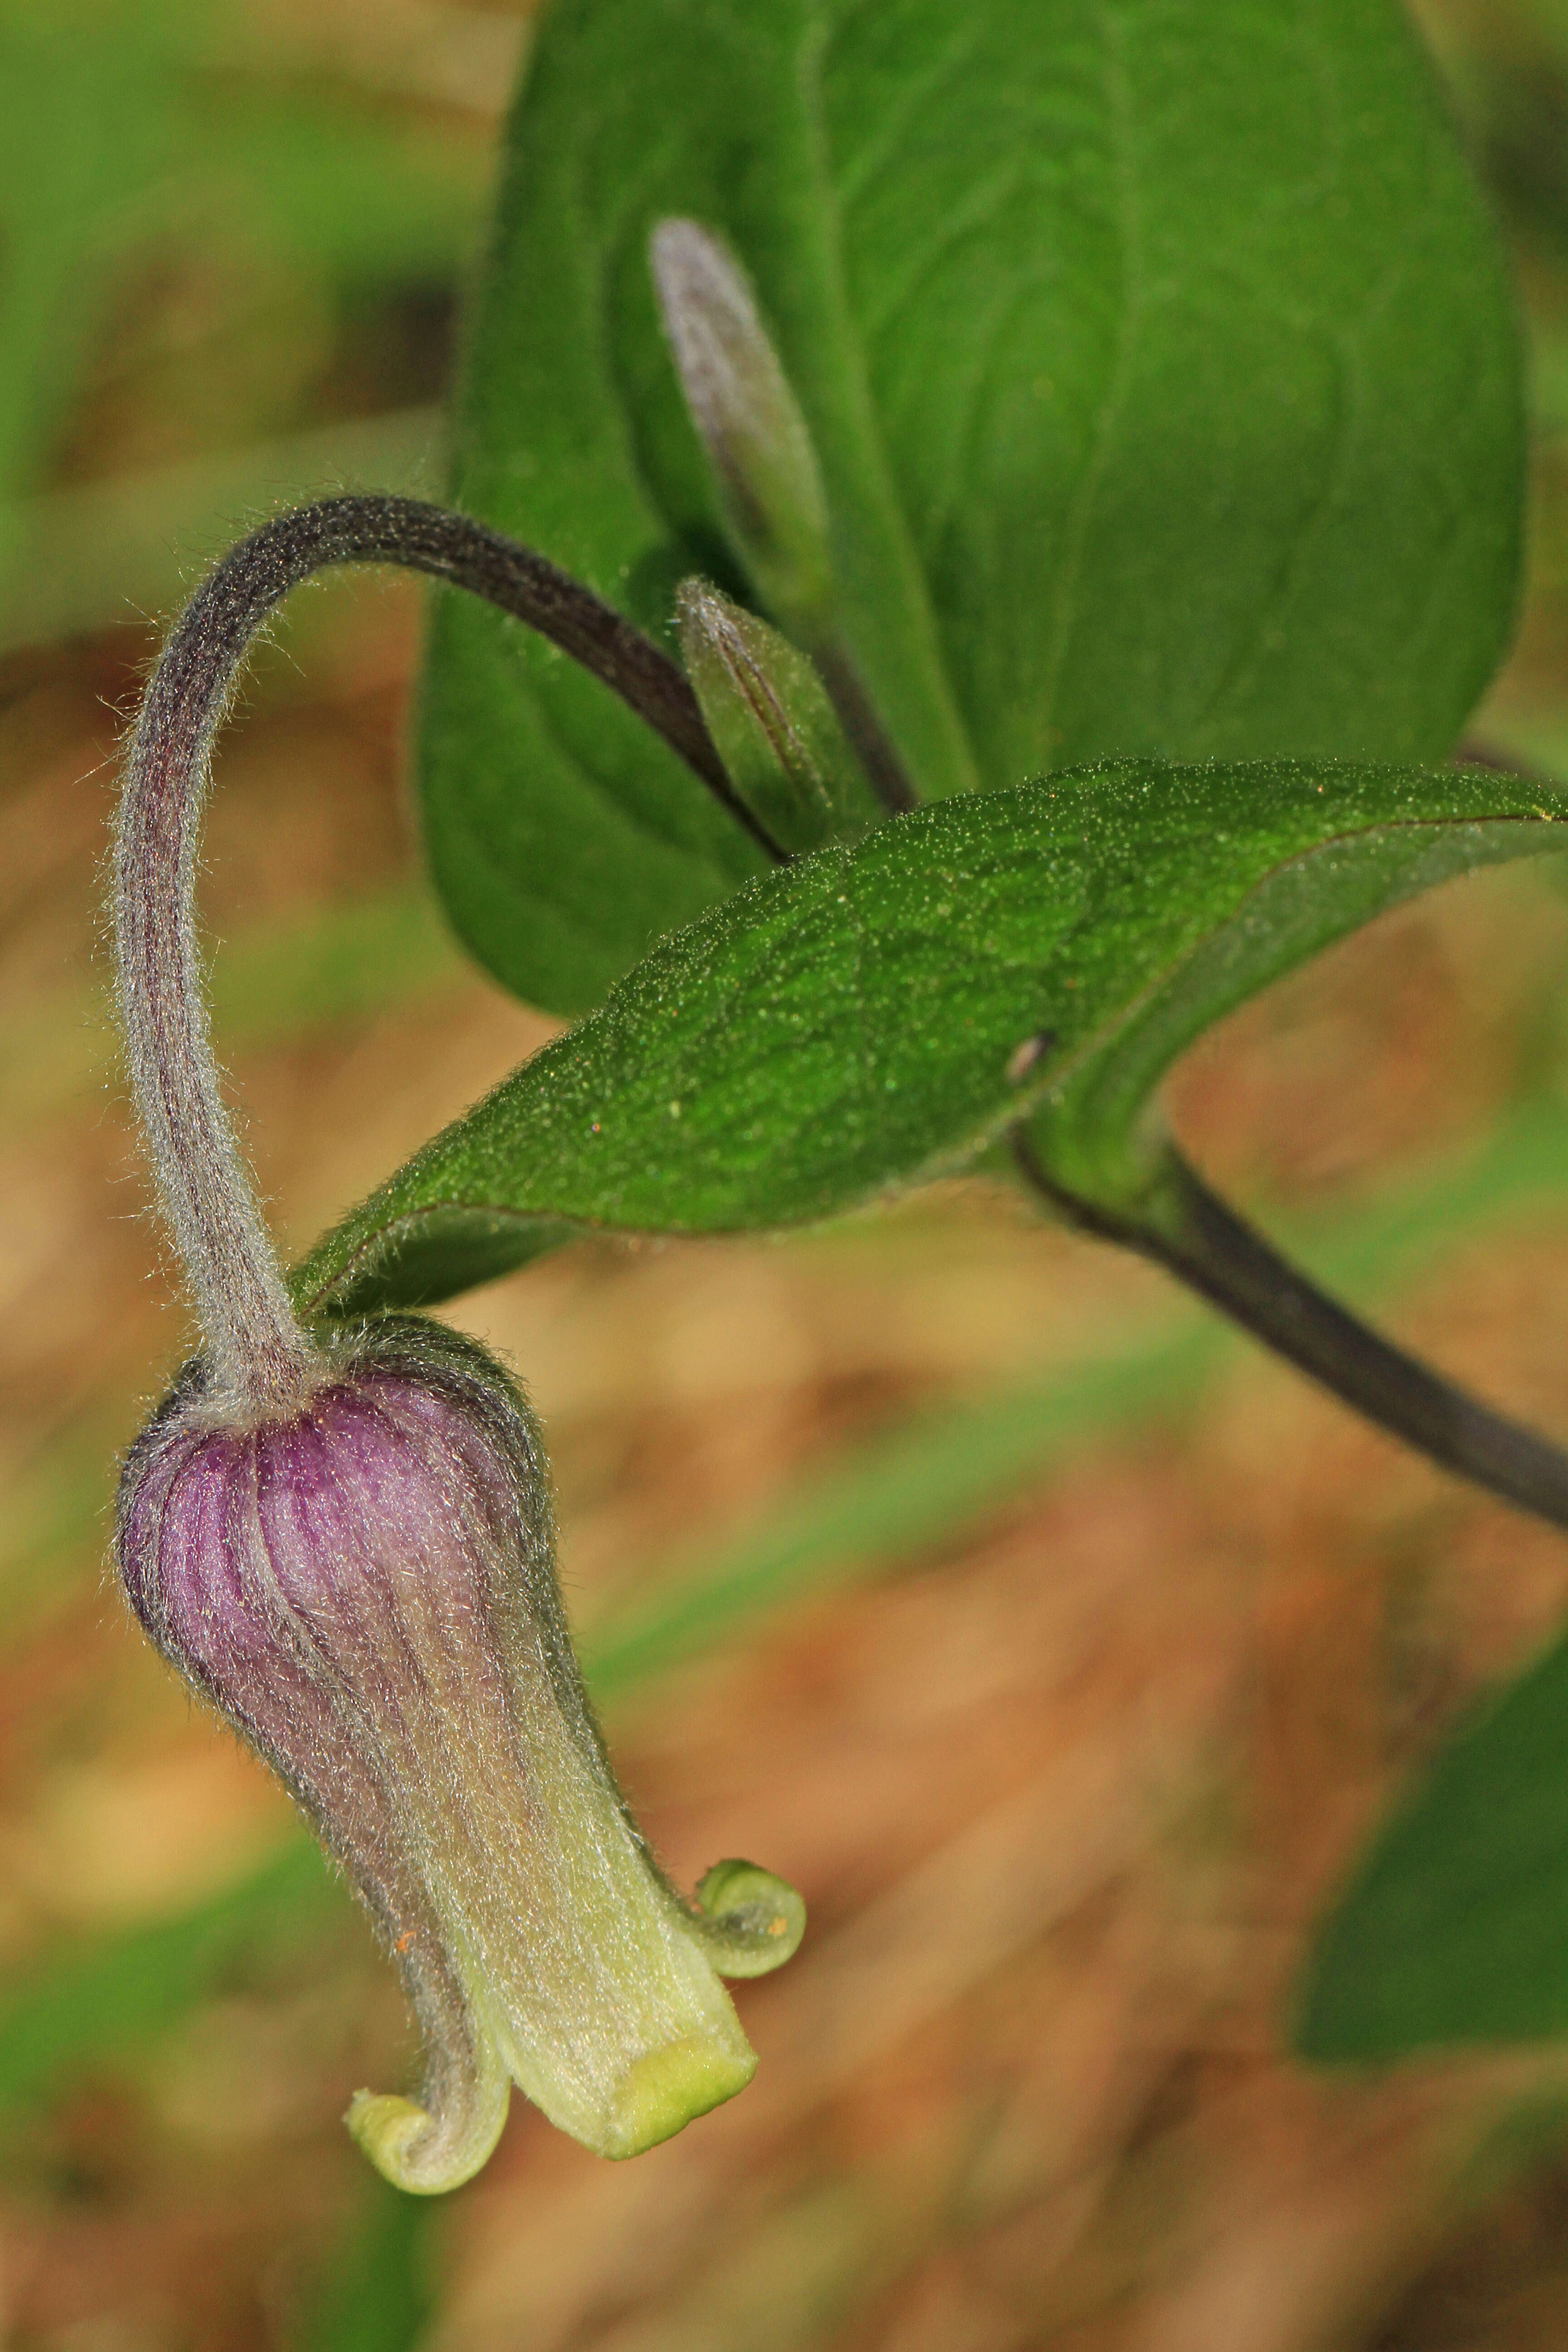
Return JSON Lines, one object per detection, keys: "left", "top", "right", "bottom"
{"left": 304, "top": 2181, "right": 433, "bottom": 2352}
{"left": 1300, "top": 1623, "right": 1568, "bottom": 2058}
{"left": 0, "top": 1844, "right": 340, "bottom": 2112}
{"left": 0, "top": 0, "right": 483, "bottom": 578}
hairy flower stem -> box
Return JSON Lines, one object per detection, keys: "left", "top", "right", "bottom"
{"left": 1012, "top": 1131, "right": 1568, "bottom": 1532}
{"left": 114, "top": 494, "right": 784, "bottom": 1413}
{"left": 111, "top": 463, "right": 904, "bottom": 1400}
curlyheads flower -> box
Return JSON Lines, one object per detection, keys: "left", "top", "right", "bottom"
{"left": 118, "top": 1317, "right": 802, "bottom": 2191}
{"left": 112, "top": 498, "right": 805, "bottom": 2194}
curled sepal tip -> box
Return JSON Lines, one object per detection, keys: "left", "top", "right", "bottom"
{"left": 346, "top": 2089, "right": 504, "bottom": 2200}
{"left": 696, "top": 1858, "right": 808, "bottom": 1979}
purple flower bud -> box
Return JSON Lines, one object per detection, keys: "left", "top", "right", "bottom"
{"left": 118, "top": 1316, "right": 804, "bottom": 2193}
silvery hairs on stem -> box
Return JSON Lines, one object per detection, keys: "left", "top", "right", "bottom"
{"left": 112, "top": 494, "right": 804, "bottom": 2195}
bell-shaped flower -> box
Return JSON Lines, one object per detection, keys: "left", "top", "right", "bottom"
{"left": 118, "top": 1317, "right": 803, "bottom": 2193}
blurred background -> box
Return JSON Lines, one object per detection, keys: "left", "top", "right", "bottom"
{"left": 11, "top": 1, "right": 1568, "bottom": 2345}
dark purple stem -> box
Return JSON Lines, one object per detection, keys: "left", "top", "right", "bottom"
{"left": 1012, "top": 1131, "right": 1568, "bottom": 1533}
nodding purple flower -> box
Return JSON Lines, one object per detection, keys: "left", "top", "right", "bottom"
{"left": 118, "top": 1317, "right": 799, "bottom": 2190}
{"left": 111, "top": 496, "right": 805, "bottom": 2193}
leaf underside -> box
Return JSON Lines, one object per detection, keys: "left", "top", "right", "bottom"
{"left": 294, "top": 760, "right": 1568, "bottom": 1317}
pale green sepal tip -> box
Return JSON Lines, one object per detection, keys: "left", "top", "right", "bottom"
{"left": 695, "top": 1857, "right": 808, "bottom": 1979}
{"left": 345, "top": 2086, "right": 510, "bottom": 2197}
{"left": 601, "top": 2032, "right": 758, "bottom": 2159}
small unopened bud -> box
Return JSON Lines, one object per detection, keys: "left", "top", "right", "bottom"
{"left": 676, "top": 579, "right": 880, "bottom": 853}
{"left": 118, "top": 1317, "right": 802, "bottom": 2192}
{"left": 651, "top": 218, "right": 835, "bottom": 636}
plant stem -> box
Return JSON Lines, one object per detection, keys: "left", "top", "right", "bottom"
{"left": 1011, "top": 1131, "right": 1568, "bottom": 1532}
{"left": 809, "top": 638, "right": 921, "bottom": 814}
{"left": 115, "top": 494, "right": 784, "bottom": 1414}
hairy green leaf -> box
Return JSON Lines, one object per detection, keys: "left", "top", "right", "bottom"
{"left": 294, "top": 760, "right": 1568, "bottom": 1315}
{"left": 1297, "top": 1627, "right": 1568, "bottom": 2059}
{"left": 422, "top": 0, "right": 1521, "bottom": 1011}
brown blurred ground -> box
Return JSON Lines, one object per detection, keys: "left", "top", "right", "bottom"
{"left": 8, "top": 2, "right": 1568, "bottom": 2348}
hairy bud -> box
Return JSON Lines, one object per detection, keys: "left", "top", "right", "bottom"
{"left": 118, "top": 1317, "right": 803, "bottom": 2194}
{"left": 652, "top": 226, "right": 919, "bottom": 818}
{"left": 676, "top": 578, "right": 879, "bottom": 853}
{"left": 650, "top": 218, "right": 835, "bottom": 636}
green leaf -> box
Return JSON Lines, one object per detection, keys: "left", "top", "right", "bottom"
{"left": 294, "top": 759, "right": 1568, "bottom": 1316}
{"left": 421, "top": 0, "right": 1521, "bottom": 1013}
{"left": 1297, "top": 1626, "right": 1568, "bottom": 2059}
{"left": 1026, "top": 794, "right": 1568, "bottom": 1218}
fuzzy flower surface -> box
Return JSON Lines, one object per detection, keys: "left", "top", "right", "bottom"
{"left": 118, "top": 1316, "right": 803, "bottom": 2191}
